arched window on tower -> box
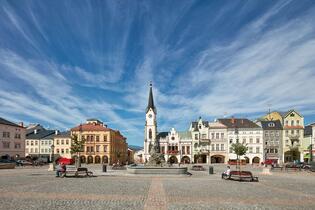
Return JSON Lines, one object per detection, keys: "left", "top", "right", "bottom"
{"left": 149, "top": 129, "right": 152, "bottom": 139}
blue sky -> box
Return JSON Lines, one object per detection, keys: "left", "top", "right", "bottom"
{"left": 1, "top": 0, "right": 315, "bottom": 146}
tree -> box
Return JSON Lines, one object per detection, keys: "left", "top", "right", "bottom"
{"left": 287, "top": 138, "right": 300, "bottom": 162}
{"left": 70, "top": 134, "right": 85, "bottom": 168}
{"left": 230, "top": 142, "right": 248, "bottom": 172}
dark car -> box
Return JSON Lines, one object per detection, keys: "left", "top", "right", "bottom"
{"left": 303, "top": 162, "right": 315, "bottom": 171}
{"left": 16, "top": 160, "right": 33, "bottom": 166}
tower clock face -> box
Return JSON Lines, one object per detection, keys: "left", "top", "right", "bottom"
{"left": 148, "top": 114, "right": 152, "bottom": 118}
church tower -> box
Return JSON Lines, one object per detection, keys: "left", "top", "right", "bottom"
{"left": 144, "top": 82, "right": 157, "bottom": 161}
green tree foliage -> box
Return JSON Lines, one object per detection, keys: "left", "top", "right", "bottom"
{"left": 70, "top": 134, "right": 85, "bottom": 168}
{"left": 230, "top": 142, "right": 248, "bottom": 157}
{"left": 230, "top": 142, "right": 248, "bottom": 171}
{"left": 70, "top": 134, "right": 85, "bottom": 154}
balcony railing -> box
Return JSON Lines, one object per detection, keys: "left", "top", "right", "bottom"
{"left": 167, "top": 150, "right": 179, "bottom": 155}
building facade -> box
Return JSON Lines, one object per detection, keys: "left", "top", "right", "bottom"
{"left": 190, "top": 118, "right": 211, "bottom": 164}
{"left": 219, "top": 118, "right": 264, "bottom": 164}
{"left": 258, "top": 120, "right": 283, "bottom": 163}
{"left": 53, "top": 131, "right": 71, "bottom": 159}
{"left": 0, "top": 117, "right": 26, "bottom": 159}
{"left": 25, "top": 128, "right": 55, "bottom": 161}
{"left": 261, "top": 110, "right": 305, "bottom": 162}
{"left": 158, "top": 128, "right": 193, "bottom": 164}
{"left": 302, "top": 123, "right": 315, "bottom": 163}
{"left": 209, "top": 121, "right": 228, "bottom": 163}
{"left": 71, "top": 119, "right": 128, "bottom": 165}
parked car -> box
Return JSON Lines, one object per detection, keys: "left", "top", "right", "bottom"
{"left": 303, "top": 162, "right": 315, "bottom": 171}
{"left": 16, "top": 160, "right": 33, "bottom": 166}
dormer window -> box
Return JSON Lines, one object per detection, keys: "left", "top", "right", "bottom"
{"left": 199, "top": 125, "right": 202, "bottom": 129}
{"left": 268, "top": 122, "right": 275, "bottom": 127}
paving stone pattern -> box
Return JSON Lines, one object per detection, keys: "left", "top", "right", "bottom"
{"left": 0, "top": 165, "right": 314, "bottom": 210}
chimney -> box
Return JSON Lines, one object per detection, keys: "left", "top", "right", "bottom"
{"left": 55, "top": 130, "right": 59, "bottom": 135}
{"left": 19, "top": 122, "right": 24, "bottom": 127}
{"left": 231, "top": 117, "right": 235, "bottom": 124}
{"left": 34, "top": 129, "right": 37, "bottom": 134}
{"left": 241, "top": 119, "right": 244, "bottom": 124}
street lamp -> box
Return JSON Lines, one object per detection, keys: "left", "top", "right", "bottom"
{"left": 48, "top": 144, "right": 55, "bottom": 171}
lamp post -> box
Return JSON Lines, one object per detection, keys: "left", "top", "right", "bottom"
{"left": 48, "top": 144, "right": 55, "bottom": 171}
{"left": 264, "top": 148, "right": 268, "bottom": 167}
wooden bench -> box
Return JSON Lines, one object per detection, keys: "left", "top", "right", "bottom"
{"left": 271, "top": 166, "right": 284, "bottom": 171}
{"left": 223, "top": 170, "right": 258, "bottom": 182}
{"left": 284, "top": 167, "right": 301, "bottom": 172}
{"left": 191, "top": 165, "right": 205, "bottom": 171}
{"left": 61, "top": 165, "right": 93, "bottom": 177}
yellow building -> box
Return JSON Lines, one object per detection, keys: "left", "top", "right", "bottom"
{"left": 71, "top": 119, "right": 127, "bottom": 165}
{"left": 53, "top": 131, "right": 71, "bottom": 159}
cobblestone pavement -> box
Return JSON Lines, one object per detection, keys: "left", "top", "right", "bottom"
{"left": 0, "top": 164, "right": 314, "bottom": 210}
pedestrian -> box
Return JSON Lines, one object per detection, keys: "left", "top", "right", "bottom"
{"left": 56, "top": 163, "right": 66, "bottom": 177}
{"left": 221, "top": 166, "right": 231, "bottom": 179}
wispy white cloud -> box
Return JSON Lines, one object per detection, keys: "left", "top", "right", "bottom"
{"left": 1, "top": 1, "right": 315, "bottom": 146}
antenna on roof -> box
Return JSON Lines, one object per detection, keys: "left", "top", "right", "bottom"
{"left": 267, "top": 103, "right": 272, "bottom": 120}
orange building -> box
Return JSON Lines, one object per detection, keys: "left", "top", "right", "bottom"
{"left": 71, "top": 119, "right": 127, "bottom": 165}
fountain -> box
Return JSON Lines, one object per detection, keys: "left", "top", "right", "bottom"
{"left": 127, "top": 138, "right": 188, "bottom": 175}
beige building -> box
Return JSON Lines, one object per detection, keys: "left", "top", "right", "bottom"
{"left": 0, "top": 117, "right": 26, "bottom": 159}
{"left": 53, "top": 131, "right": 71, "bottom": 159}
{"left": 71, "top": 119, "right": 128, "bottom": 165}
{"left": 209, "top": 121, "right": 228, "bottom": 163}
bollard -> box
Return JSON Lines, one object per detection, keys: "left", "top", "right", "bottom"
{"left": 209, "top": 166, "right": 214, "bottom": 174}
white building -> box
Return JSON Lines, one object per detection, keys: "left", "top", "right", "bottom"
{"left": 144, "top": 83, "right": 193, "bottom": 164}
{"left": 190, "top": 117, "right": 211, "bottom": 164}
{"left": 219, "top": 118, "right": 264, "bottom": 164}
{"left": 159, "top": 128, "right": 193, "bottom": 164}
{"left": 25, "top": 128, "right": 55, "bottom": 161}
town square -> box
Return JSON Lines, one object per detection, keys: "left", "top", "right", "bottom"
{"left": 1, "top": 0, "right": 315, "bottom": 210}
{"left": 0, "top": 164, "right": 315, "bottom": 210}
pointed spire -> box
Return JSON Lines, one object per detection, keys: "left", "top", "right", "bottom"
{"left": 146, "top": 81, "right": 156, "bottom": 113}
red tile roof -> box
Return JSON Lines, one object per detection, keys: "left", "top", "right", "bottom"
{"left": 71, "top": 123, "right": 110, "bottom": 132}
{"left": 283, "top": 125, "right": 304, "bottom": 129}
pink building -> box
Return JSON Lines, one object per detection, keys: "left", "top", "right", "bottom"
{"left": 0, "top": 117, "right": 26, "bottom": 159}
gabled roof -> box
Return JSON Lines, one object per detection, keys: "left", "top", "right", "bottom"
{"left": 208, "top": 121, "right": 227, "bottom": 128}
{"left": 260, "top": 120, "right": 282, "bottom": 130}
{"left": 54, "top": 131, "right": 71, "bottom": 138}
{"left": 191, "top": 120, "right": 209, "bottom": 131}
{"left": 26, "top": 130, "right": 55, "bottom": 140}
{"left": 280, "top": 110, "right": 303, "bottom": 118}
{"left": 128, "top": 145, "right": 143, "bottom": 151}
{"left": 0, "top": 117, "right": 23, "bottom": 128}
{"left": 157, "top": 132, "right": 168, "bottom": 139}
{"left": 71, "top": 123, "right": 110, "bottom": 132}
{"left": 218, "top": 118, "right": 260, "bottom": 129}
